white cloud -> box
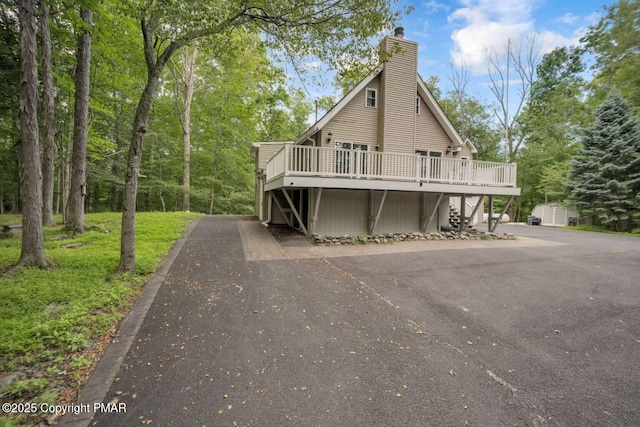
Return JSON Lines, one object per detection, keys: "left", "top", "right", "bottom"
{"left": 555, "top": 13, "right": 580, "bottom": 25}
{"left": 583, "top": 12, "right": 601, "bottom": 26}
{"left": 536, "top": 30, "right": 578, "bottom": 55}
{"left": 447, "top": 0, "right": 578, "bottom": 74}
{"left": 423, "top": 1, "right": 450, "bottom": 14}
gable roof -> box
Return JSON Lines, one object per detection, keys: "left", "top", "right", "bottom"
{"left": 295, "top": 66, "right": 477, "bottom": 155}
{"left": 416, "top": 75, "right": 477, "bottom": 154}
{"left": 295, "top": 65, "right": 382, "bottom": 144}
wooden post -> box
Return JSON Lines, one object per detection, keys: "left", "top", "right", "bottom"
{"left": 466, "top": 195, "right": 485, "bottom": 229}
{"left": 281, "top": 189, "right": 308, "bottom": 236}
{"left": 491, "top": 195, "right": 514, "bottom": 232}
{"left": 310, "top": 188, "right": 323, "bottom": 234}
{"left": 370, "top": 190, "right": 388, "bottom": 235}
{"left": 459, "top": 195, "right": 466, "bottom": 230}
{"left": 422, "top": 192, "right": 444, "bottom": 233}
{"left": 488, "top": 195, "right": 493, "bottom": 232}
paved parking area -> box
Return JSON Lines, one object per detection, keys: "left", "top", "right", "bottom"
{"left": 67, "top": 217, "right": 640, "bottom": 426}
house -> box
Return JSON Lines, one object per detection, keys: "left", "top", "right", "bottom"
{"left": 531, "top": 203, "right": 579, "bottom": 227}
{"left": 252, "top": 27, "right": 520, "bottom": 237}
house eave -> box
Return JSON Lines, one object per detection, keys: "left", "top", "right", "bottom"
{"left": 251, "top": 140, "right": 295, "bottom": 156}
{"left": 417, "top": 76, "right": 466, "bottom": 147}
{"left": 294, "top": 127, "right": 319, "bottom": 145}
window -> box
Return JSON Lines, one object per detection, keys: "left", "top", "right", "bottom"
{"left": 336, "top": 142, "right": 369, "bottom": 174}
{"left": 415, "top": 150, "right": 442, "bottom": 157}
{"left": 416, "top": 150, "right": 443, "bottom": 180}
{"left": 365, "top": 88, "right": 377, "bottom": 108}
{"left": 416, "top": 97, "right": 420, "bottom": 115}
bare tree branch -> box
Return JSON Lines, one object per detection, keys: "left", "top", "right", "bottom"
{"left": 483, "top": 34, "right": 542, "bottom": 161}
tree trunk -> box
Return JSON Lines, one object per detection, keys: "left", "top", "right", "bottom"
{"left": 171, "top": 42, "right": 199, "bottom": 212}
{"left": 66, "top": 8, "right": 92, "bottom": 233}
{"left": 117, "top": 15, "right": 193, "bottom": 272}
{"left": 55, "top": 141, "right": 62, "bottom": 214}
{"left": 15, "top": 0, "right": 48, "bottom": 269}
{"left": 12, "top": 155, "right": 21, "bottom": 214}
{"left": 182, "top": 112, "right": 191, "bottom": 212}
{"left": 117, "top": 78, "right": 160, "bottom": 272}
{"left": 110, "top": 184, "right": 117, "bottom": 212}
{"left": 208, "top": 155, "right": 218, "bottom": 215}
{"left": 62, "top": 142, "right": 70, "bottom": 220}
{"left": 159, "top": 189, "right": 166, "bottom": 212}
{"left": 40, "top": 1, "right": 55, "bottom": 226}
{"left": 89, "top": 182, "right": 98, "bottom": 212}
{"left": 208, "top": 125, "right": 221, "bottom": 215}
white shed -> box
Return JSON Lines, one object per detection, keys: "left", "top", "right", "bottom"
{"left": 531, "top": 203, "right": 578, "bottom": 226}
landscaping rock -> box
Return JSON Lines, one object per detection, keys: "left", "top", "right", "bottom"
{"left": 1, "top": 224, "right": 22, "bottom": 237}
{"left": 0, "top": 371, "right": 24, "bottom": 389}
{"left": 43, "top": 302, "right": 67, "bottom": 316}
{"left": 60, "top": 242, "right": 85, "bottom": 249}
{"left": 50, "top": 234, "right": 70, "bottom": 241}
{"left": 311, "top": 229, "right": 515, "bottom": 245}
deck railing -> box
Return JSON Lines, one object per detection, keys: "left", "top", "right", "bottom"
{"left": 266, "top": 145, "right": 517, "bottom": 187}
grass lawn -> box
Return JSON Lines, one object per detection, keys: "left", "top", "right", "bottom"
{"left": 563, "top": 224, "right": 640, "bottom": 237}
{"left": 0, "top": 212, "right": 200, "bottom": 426}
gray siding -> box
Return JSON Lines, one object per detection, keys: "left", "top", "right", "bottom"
{"left": 459, "top": 144, "right": 473, "bottom": 158}
{"left": 375, "top": 191, "right": 420, "bottom": 234}
{"left": 255, "top": 174, "right": 263, "bottom": 219}
{"left": 256, "top": 143, "right": 285, "bottom": 170}
{"left": 323, "top": 76, "right": 380, "bottom": 148}
{"left": 380, "top": 37, "right": 418, "bottom": 155}
{"left": 313, "top": 189, "right": 369, "bottom": 235}
{"left": 311, "top": 189, "right": 447, "bottom": 236}
{"left": 377, "top": 64, "right": 387, "bottom": 151}
{"left": 415, "top": 96, "right": 455, "bottom": 153}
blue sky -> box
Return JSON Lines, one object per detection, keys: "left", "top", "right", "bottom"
{"left": 296, "top": 0, "right": 616, "bottom": 108}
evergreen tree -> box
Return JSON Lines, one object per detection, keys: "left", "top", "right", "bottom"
{"left": 568, "top": 93, "right": 640, "bottom": 231}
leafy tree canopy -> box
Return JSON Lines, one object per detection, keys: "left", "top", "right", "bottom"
{"left": 581, "top": 0, "right": 640, "bottom": 110}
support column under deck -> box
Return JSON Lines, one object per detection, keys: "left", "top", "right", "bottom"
{"left": 488, "top": 195, "right": 493, "bottom": 232}
{"left": 310, "top": 188, "right": 323, "bottom": 234}
{"left": 465, "top": 195, "right": 485, "bottom": 230}
{"left": 422, "top": 192, "right": 444, "bottom": 233}
{"left": 370, "top": 190, "right": 388, "bottom": 235}
{"left": 272, "top": 192, "right": 292, "bottom": 227}
{"left": 490, "top": 195, "right": 514, "bottom": 233}
{"left": 281, "top": 189, "right": 308, "bottom": 236}
{"left": 459, "top": 195, "right": 466, "bottom": 231}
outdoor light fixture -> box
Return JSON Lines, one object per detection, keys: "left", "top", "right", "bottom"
{"left": 327, "top": 132, "right": 333, "bottom": 143}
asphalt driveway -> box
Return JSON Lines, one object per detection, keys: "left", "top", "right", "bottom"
{"left": 65, "top": 217, "right": 640, "bottom": 426}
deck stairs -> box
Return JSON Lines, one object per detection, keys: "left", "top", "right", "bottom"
{"left": 449, "top": 205, "right": 471, "bottom": 230}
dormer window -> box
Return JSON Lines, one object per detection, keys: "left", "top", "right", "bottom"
{"left": 365, "top": 88, "right": 377, "bottom": 108}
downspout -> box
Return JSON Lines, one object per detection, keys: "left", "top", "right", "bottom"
{"left": 413, "top": 85, "right": 417, "bottom": 153}
{"left": 261, "top": 192, "right": 272, "bottom": 226}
